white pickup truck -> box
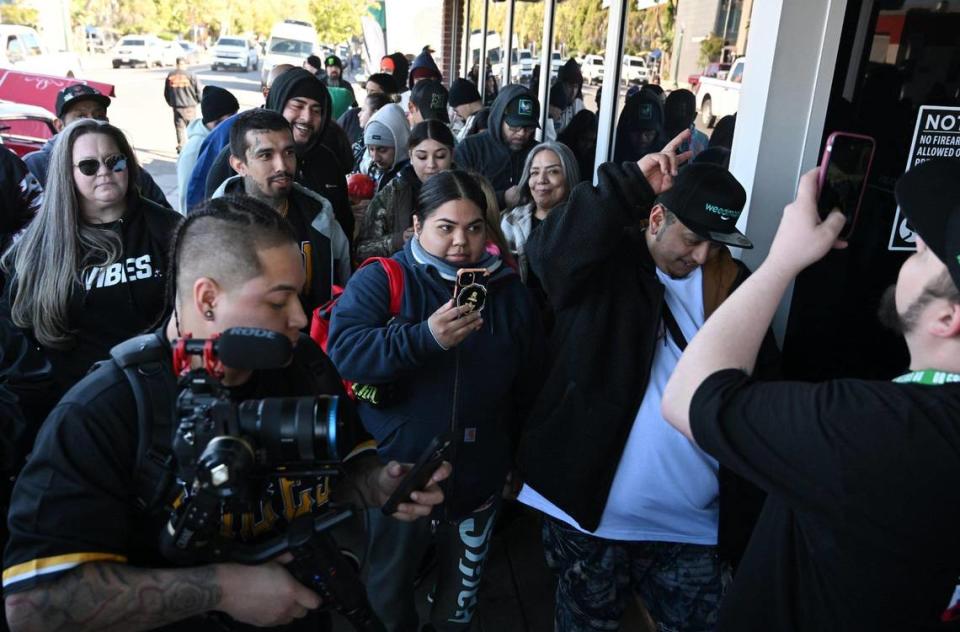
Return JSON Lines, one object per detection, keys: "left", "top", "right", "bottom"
{"left": 695, "top": 57, "right": 744, "bottom": 127}
{"left": 0, "top": 25, "right": 82, "bottom": 78}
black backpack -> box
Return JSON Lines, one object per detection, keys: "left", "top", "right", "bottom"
{"left": 109, "top": 332, "right": 179, "bottom": 513}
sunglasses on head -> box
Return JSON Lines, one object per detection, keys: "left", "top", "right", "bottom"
{"left": 74, "top": 154, "right": 128, "bottom": 177}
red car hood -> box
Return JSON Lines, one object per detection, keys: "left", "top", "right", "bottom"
{"left": 0, "top": 69, "right": 116, "bottom": 113}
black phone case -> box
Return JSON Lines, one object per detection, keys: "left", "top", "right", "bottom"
{"left": 380, "top": 432, "right": 456, "bottom": 515}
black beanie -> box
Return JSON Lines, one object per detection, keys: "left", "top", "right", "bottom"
{"left": 201, "top": 86, "right": 239, "bottom": 124}
{"left": 286, "top": 73, "right": 327, "bottom": 106}
{"left": 448, "top": 78, "right": 481, "bottom": 108}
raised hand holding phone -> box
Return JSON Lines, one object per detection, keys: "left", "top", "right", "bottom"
{"left": 816, "top": 132, "right": 876, "bottom": 240}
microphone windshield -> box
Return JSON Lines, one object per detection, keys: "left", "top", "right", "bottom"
{"left": 216, "top": 328, "right": 293, "bottom": 370}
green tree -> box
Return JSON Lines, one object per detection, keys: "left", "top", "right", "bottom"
{"left": 0, "top": 1, "right": 40, "bottom": 28}
{"left": 698, "top": 34, "right": 724, "bottom": 66}
{"left": 310, "top": 0, "right": 374, "bottom": 44}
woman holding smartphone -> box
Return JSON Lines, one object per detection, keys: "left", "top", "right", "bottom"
{"left": 327, "top": 170, "right": 545, "bottom": 632}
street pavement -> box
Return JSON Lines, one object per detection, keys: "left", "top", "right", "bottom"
{"left": 80, "top": 53, "right": 265, "bottom": 212}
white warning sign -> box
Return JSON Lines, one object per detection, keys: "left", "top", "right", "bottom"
{"left": 888, "top": 105, "right": 960, "bottom": 251}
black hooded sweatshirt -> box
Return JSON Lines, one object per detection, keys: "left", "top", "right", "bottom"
{"left": 613, "top": 92, "right": 667, "bottom": 163}
{"left": 1, "top": 195, "right": 179, "bottom": 426}
{"left": 266, "top": 69, "right": 354, "bottom": 242}
{"left": 454, "top": 84, "right": 539, "bottom": 208}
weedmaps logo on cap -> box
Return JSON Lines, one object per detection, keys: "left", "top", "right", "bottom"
{"left": 704, "top": 202, "right": 739, "bottom": 221}
{"left": 518, "top": 98, "right": 533, "bottom": 116}
{"left": 430, "top": 93, "right": 444, "bottom": 109}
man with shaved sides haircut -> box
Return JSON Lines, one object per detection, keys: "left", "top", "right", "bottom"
{"left": 3, "top": 195, "right": 450, "bottom": 632}
{"left": 212, "top": 108, "right": 350, "bottom": 315}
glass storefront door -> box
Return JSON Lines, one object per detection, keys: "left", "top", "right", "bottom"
{"left": 782, "top": 0, "right": 960, "bottom": 380}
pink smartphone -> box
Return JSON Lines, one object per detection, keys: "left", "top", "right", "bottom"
{"left": 817, "top": 131, "right": 876, "bottom": 240}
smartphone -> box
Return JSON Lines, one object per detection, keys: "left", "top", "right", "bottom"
{"left": 381, "top": 432, "right": 455, "bottom": 515}
{"left": 453, "top": 268, "right": 489, "bottom": 314}
{"left": 817, "top": 132, "right": 876, "bottom": 240}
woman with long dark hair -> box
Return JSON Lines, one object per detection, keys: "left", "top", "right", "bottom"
{"left": 1, "top": 118, "right": 180, "bottom": 424}
{"left": 328, "top": 170, "right": 545, "bottom": 631}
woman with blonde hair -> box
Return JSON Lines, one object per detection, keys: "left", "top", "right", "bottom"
{"left": 1, "top": 118, "right": 180, "bottom": 424}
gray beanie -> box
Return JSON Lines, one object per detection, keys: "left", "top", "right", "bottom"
{"left": 364, "top": 119, "right": 396, "bottom": 147}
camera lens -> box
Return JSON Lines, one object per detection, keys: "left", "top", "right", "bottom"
{"left": 237, "top": 396, "right": 342, "bottom": 464}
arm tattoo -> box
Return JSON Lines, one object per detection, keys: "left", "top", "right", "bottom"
{"left": 5, "top": 562, "right": 222, "bottom": 632}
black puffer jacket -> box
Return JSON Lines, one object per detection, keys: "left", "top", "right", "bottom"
{"left": 518, "top": 161, "right": 779, "bottom": 566}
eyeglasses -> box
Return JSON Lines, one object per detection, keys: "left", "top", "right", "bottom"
{"left": 74, "top": 154, "right": 127, "bottom": 177}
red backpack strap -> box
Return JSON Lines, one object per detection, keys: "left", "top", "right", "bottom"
{"left": 357, "top": 257, "right": 405, "bottom": 316}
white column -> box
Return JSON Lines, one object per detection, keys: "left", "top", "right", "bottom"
{"left": 537, "top": 0, "right": 558, "bottom": 133}
{"left": 728, "top": 0, "right": 848, "bottom": 339}
{"left": 479, "top": 0, "right": 490, "bottom": 102}
{"left": 594, "top": 0, "right": 629, "bottom": 179}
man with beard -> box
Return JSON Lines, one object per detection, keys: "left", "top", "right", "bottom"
{"left": 212, "top": 109, "right": 349, "bottom": 314}
{"left": 201, "top": 69, "right": 355, "bottom": 241}
{"left": 662, "top": 157, "right": 960, "bottom": 631}
{"left": 454, "top": 85, "right": 541, "bottom": 209}
{"left": 322, "top": 54, "right": 356, "bottom": 107}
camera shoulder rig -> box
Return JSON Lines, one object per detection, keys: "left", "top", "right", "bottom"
{"left": 109, "top": 332, "right": 179, "bottom": 514}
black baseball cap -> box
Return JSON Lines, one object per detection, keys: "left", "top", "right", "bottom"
{"left": 503, "top": 94, "right": 540, "bottom": 128}
{"left": 895, "top": 158, "right": 960, "bottom": 290}
{"left": 56, "top": 84, "right": 110, "bottom": 119}
{"left": 656, "top": 163, "right": 751, "bottom": 248}
{"left": 325, "top": 54, "right": 342, "bottom": 68}
{"left": 411, "top": 79, "right": 450, "bottom": 124}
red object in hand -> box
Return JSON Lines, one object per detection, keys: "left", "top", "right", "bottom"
{"left": 347, "top": 173, "right": 376, "bottom": 201}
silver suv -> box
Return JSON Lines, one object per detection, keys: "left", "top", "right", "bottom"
{"left": 211, "top": 37, "right": 259, "bottom": 72}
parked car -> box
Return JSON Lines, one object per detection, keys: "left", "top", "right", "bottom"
{"left": 159, "top": 40, "right": 182, "bottom": 67}
{"left": 696, "top": 57, "right": 745, "bottom": 127}
{"left": 176, "top": 41, "right": 201, "bottom": 65}
{"left": 507, "top": 49, "right": 534, "bottom": 85}
{"left": 111, "top": 35, "right": 166, "bottom": 68}
{"left": 582, "top": 54, "right": 604, "bottom": 85}
{"left": 211, "top": 36, "right": 260, "bottom": 72}
{"left": 621, "top": 55, "right": 649, "bottom": 84}
{"left": 0, "top": 100, "right": 57, "bottom": 157}
{"left": 0, "top": 25, "right": 83, "bottom": 78}
{"left": 689, "top": 62, "right": 731, "bottom": 90}
{"left": 85, "top": 27, "right": 117, "bottom": 54}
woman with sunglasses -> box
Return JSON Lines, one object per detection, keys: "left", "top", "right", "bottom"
{"left": 1, "top": 119, "right": 180, "bottom": 431}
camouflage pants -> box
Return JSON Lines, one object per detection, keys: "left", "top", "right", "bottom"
{"left": 542, "top": 516, "right": 723, "bottom": 632}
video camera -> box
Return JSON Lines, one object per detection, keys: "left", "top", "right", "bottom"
{"left": 159, "top": 328, "right": 383, "bottom": 632}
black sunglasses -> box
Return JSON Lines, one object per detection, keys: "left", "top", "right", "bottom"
{"left": 74, "top": 154, "right": 128, "bottom": 177}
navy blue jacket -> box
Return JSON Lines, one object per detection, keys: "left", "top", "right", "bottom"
{"left": 327, "top": 241, "right": 545, "bottom": 519}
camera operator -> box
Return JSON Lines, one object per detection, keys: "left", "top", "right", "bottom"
{"left": 3, "top": 195, "right": 450, "bottom": 632}
{"left": 662, "top": 157, "right": 960, "bottom": 630}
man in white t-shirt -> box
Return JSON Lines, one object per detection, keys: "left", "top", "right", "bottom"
{"left": 519, "top": 144, "right": 779, "bottom": 632}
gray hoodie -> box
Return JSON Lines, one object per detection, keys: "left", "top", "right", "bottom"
{"left": 176, "top": 117, "right": 210, "bottom": 213}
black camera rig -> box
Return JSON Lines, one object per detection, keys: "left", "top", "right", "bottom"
{"left": 157, "top": 328, "right": 384, "bottom": 632}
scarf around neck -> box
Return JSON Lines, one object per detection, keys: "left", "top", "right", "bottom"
{"left": 410, "top": 236, "right": 502, "bottom": 282}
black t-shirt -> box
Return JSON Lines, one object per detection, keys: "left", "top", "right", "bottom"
{"left": 4, "top": 198, "right": 178, "bottom": 395}
{"left": 3, "top": 332, "right": 372, "bottom": 630}
{"left": 690, "top": 369, "right": 960, "bottom": 631}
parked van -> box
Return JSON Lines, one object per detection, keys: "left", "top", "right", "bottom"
{"left": 260, "top": 19, "right": 319, "bottom": 87}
